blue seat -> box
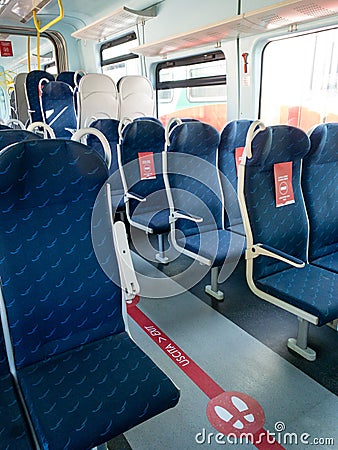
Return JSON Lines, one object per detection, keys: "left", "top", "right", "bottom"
{"left": 302, "top": 123, "right": 338, "bottom": 273}
{"left": 118, "top": 118, "right": 171, "bottom": 262}
{"left": 218, "top": 119, "right": 254, "bottom": 235}
{"left": 87, "top": 118, "right": 125, "bottom": 212}
{"left": 0, "top": 139, "right": 179, "bottom": 449}
{"left": 56, "top": 71, "right": 84, "bottom": 89}
{"left": 0, "top": 123, "right": 11, "bottom": 130}
{"left": 0, "top": 129, "right": 42, "bottom": 151}
{"left": 164, "top": 119, "right": 245, "bottom": 300}
{"left": 0, "top": 331, "right": 33, "bottom": 450}
{"left": 238, "top": 122, "right": 338, "bottom": 360}
{"left": 25, "top": 70, "right": 54, "bottom": 123}
{"left": 40, "top": 80, "right": 77, "bottom": 138}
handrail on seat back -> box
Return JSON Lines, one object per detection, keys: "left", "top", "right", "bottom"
{"left": 0, "top": 138, "right": 180, "bottom": 450}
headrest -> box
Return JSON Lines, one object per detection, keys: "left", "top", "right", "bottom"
{"left": 42, "top": 80, "right": 74, "bottom": 99}
{"left": 219, "top": 119, "right": 253, "bottom": 153}
{"left": 248, "top": 125, "right": 310, "bottom": 168}
{"left": 307, "top": 123, "right": 338, "bottom": 164}
{"left": 0, "top": 129, "right": 42, "bottom": 151}
{"left": 121, "top": 119, "right": 165, "bottom": 161}
{"left": 0, "top": 139, "right": 108, "bottom": 209}
{"left": 117, "top": 75, "right": 153, "bottom": 96}
{"left": 168, "top": 121, "right": 219, "bottom": 158}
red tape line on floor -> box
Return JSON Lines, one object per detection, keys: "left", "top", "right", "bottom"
{"left": 127, "top": 297, "right": 284, "bottom": 449}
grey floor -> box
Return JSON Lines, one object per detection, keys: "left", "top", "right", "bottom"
{"left": 108, "top": 253, "right": 338, "bottom": 450}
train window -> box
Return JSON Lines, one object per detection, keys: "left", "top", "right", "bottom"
{"left": 100, "top": 32, "right": 139, "bottom": 83}
{"left": 260, "top": 28, "right": 338, "bottom": 131}
{"left": 156, "top": 51, "right": 227, "bottom": 130}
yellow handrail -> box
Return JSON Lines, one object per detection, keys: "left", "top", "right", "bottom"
{"left": 27, "top": 36, "right": 31, "bottom": 72}
{"left": 33, "top": 0, "right": 64, "bottom": 34}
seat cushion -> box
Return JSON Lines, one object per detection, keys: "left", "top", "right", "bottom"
{"left": 311, "top": 252, "right": 338, "bottom": 274}
{"left": 256, "top": 264, "right": 338, "bottom": 326}
{"left": 18, "top": 332, "right": 179, "bottom": 450}
{"left": 0, "top": 373, "right": 32, "bottom": 450}
{"left": 132, "top": 207, "right": 170, "bottom": 234}
{"left": 176, "top": 229, "right": 245, "bottom": 267}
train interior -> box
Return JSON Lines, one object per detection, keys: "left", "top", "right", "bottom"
{"left": 0, "top": 0, "right": 337, "bottom": 449}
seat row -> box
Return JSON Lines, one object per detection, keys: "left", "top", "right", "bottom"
{"left": 10, "top": 70, "right": 155, "bottom": 137}
{"left": 93, "top": 117, "right": 337, "bottom": 361}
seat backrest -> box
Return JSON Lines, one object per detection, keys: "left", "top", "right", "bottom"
{"left": 219, "top": 119, "right": 253, "bottom": 231}
{"left": 77, "top": 73, "right": 118, "bottom": 128}
{"left": 25, "top": 70, "right": 54, "bottom": 123}
{"left": 0, "top": 139, "right": 125, "bottom": 369}
{"left": 0, "top": 329, "right": 33, "bottom": 449}
{"left": 302, "top": 122, "right": 338, "bottom": 262}
{"left": 166, "top": 120, "right": 222, "bottom": 236}
{"left": 119, "top": 118, "right": 166, "bottom": 209}
{"left": 40, "top": 80, "right": 77, "bottom": 138}
{"left": 118, "top": 75, "right": 155, "bottom": 120}
{"left": 87, "top": 118, "right": 120, "bottom": 174}
{"left": 14, "top": 73, "right": 29, "bottom": 125}
{"left": 244, "top": 125, "right": 310, "bottom": 280}
{"left": 0, "top": 129, "right": 42, "bottom": 151}
{"left": 56, "top": 71, "right": 83, "bottom": 89}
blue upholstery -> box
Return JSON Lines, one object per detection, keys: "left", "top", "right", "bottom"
{"left": 245, "top": 125, "right": 338, "bottom": 325}
{"left": 0, "top": 129, "right": 42, "bottom": 151}
{"left": 219, "top": 120, "right": 253, "bottom": 234}
{"left": 0, "top": 331, "right": 33, "bottom": 450}
{"left": 87, "top": 118, "right": 120, "bottom": 174}
{"left": 41, "top": 81, "right": 77, "bottom": 138}
{"left": 0, "top": 139, "right": 179, "bottom": 449}
{"left": 56, "top": 71, "right": 83, "bottom": 89}
{"left": 119, "top": 118, "right": 170, "bottom": 234}
{"left": 0, "top": 124, "right": 11, "bottom": 130}
{"left": 166, "top": 121, "right": 245, "bottom": 266}
{"left": 302, "top": 123, "right": 338, "bottom": 273}
{"left": 25, "top": 70, "right": 54, "bottom": 123}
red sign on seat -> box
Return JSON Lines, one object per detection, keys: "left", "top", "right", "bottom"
{"left": 138, "top": 152, "right": 156, "bottom": 180}
{"left": 274, "top": 161, "right": 295, "bottom": 207}
{"left": 0, "top": 41, "right": 13, "bottom": 57}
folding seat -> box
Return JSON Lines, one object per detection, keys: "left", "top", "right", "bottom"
{"left": 118, "top": 75, "right": 155, "bottom": 120}
{"left": 77, "top": 73, "right": 119, "bottom": 128}
{"left": 302, "top": 122, "right": 338, "bottom": 273}
{"left": 40, "top": 80, "right": 77, "bottom": 138}
{"left": 86, "top": 118, "right": 125, "bottom": 212}
{"left": 25, "top": 70, "right": 54, "bottom": 123}
{"left": 237, "top": 121, "right": 338, "bottom": 360}
{"left": 0, "top": 138, "right": 180, "bottom": 450}
{"left": 118, "top": 117, "right": 171, "bottom": 262}
{"left": 0, "top": 330, "right": 34, "bottom": 450}
{"left": 14, "top": 72, "right": 30, "bottom": 126}
{"left": 164, "top": 119, "right": 245, "bottom": 299}
{"left": 218, "top": 119, "right": 254, "bottom": 236}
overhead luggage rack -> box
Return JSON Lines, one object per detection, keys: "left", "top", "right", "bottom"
{"left": 130, "top": 0, "right": 338, "bottom": 57}
{"left": 71, "top": 5, "right": 157, "bottom": 42}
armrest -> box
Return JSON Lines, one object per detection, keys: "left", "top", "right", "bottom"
{"left": 246, "top": 243, "right": 305, "bottom": 268}
{"left": 169, "top": 210, "right": 203, "bottom": 224}
{"left": 125, "top": 192, "right": 146, "bottom": 202}
{"left": 112, "top": 222, "right": 140, "bottom": 300}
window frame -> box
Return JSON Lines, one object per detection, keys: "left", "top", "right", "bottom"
{"left": 100, "top": 31, "right": 139, "bottom": 68}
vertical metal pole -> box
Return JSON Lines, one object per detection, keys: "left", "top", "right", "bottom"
{"left": 210, "top": 267, "right": 219, "bottom": 293}
{"left": 296, "top": 317, "right": 309, "bottom": 350}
